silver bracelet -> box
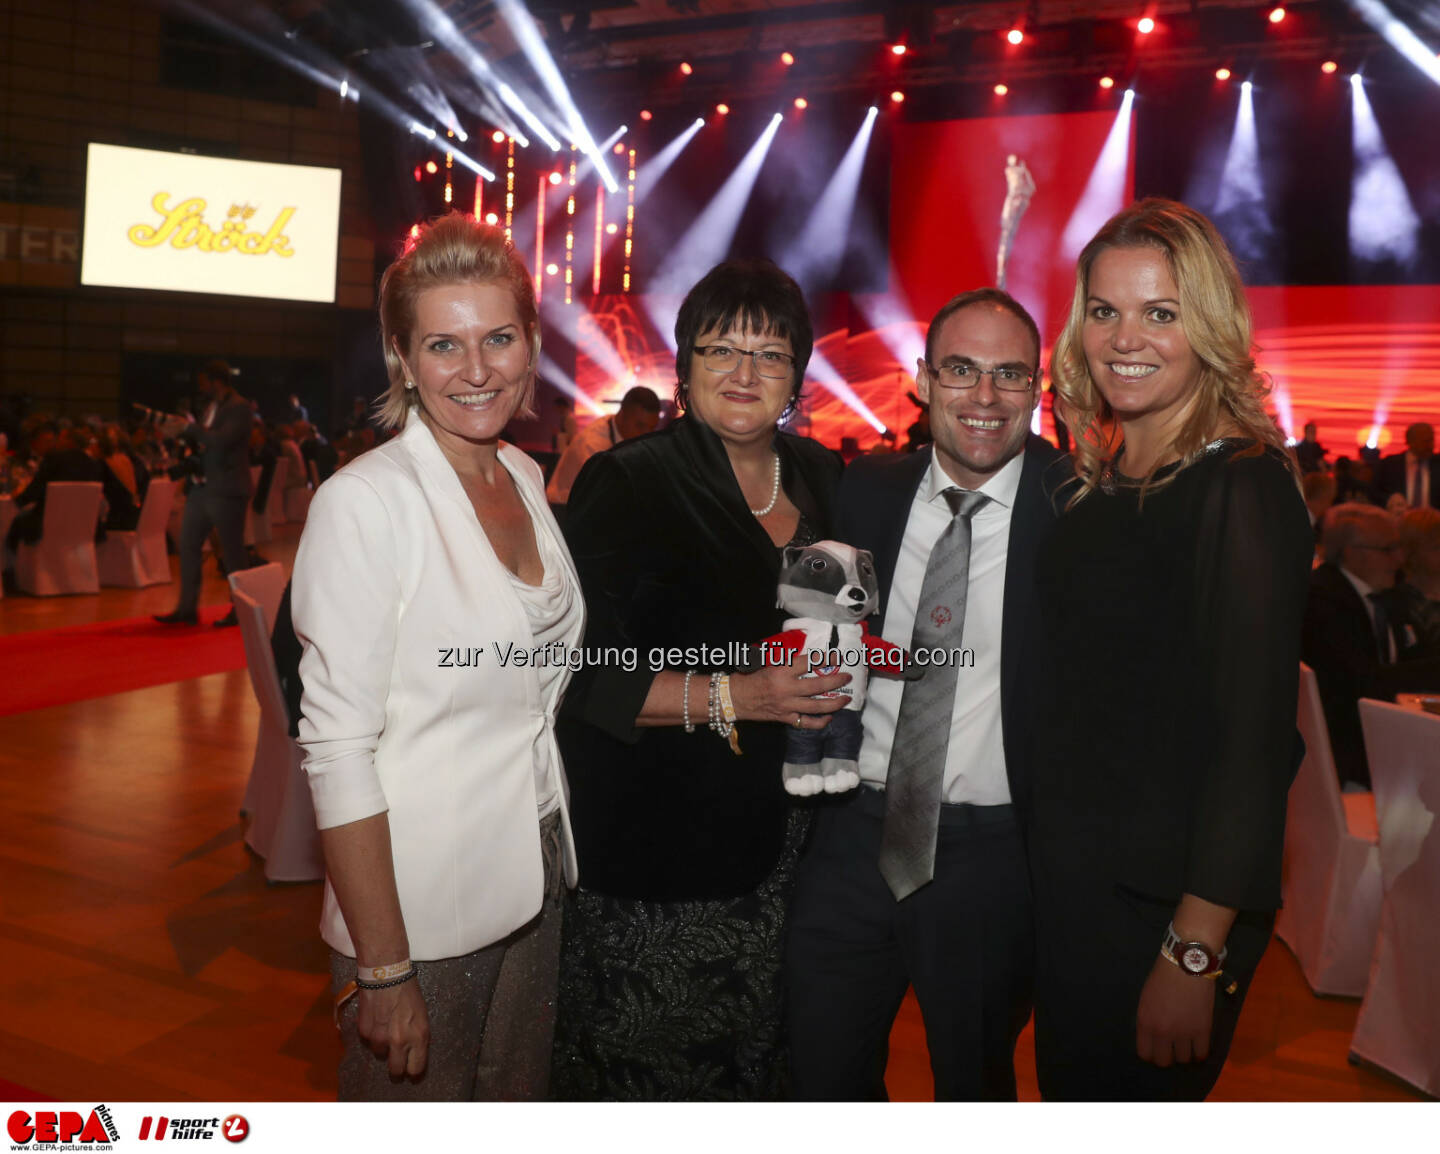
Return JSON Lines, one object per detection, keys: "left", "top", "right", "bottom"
{"left": 682, "top": 669, "right": 695, "bottom": 733}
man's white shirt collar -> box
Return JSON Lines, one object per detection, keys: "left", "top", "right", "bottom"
{"left": 922, "top": 448, "right": 1025, "bottom": 512}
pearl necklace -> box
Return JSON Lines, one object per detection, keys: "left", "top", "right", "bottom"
{"left": 748, "top": 452, "right": 781, "bottom": 517}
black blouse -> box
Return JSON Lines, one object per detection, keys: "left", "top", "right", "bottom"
{"left": 1031, "top": 441, "right": 1312, "bottom": 912}
{"left": 557, "top": 416, "right": 842, "bottom": 901}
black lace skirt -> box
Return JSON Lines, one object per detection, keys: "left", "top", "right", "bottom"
{"left": 551, "top": 807, "right": 810, "bottom": 1100}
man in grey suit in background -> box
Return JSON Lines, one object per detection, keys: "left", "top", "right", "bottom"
{"left": 155, "top": 359, "right": 254, "bottom": 627}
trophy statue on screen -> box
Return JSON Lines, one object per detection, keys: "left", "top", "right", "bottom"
{"left": 996, "top": 154, "right": 1036, "bottom": 290}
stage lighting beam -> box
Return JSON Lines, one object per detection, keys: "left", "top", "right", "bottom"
{"left": 1061, "top": 87, "right": 1135, "bottom": 261}
{"left": 780, "top": 106, "right": 878, "bottom": 291}
{"left": 1349, "top": 72, "right": 1421, "bottom": 267}
{"left": 1348, "top": 0, "right": 1440, "bottom": 84}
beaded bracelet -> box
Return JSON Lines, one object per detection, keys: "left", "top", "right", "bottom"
{"left": 682, "top": 669, "right": 695, "bottom": 732}
{"left": 355, "top": 967, "right": 419, "bottom": 992}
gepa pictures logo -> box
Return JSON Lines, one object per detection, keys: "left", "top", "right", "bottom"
{"left": 7, "top": 1104, "right": 119, "bottom": 1148}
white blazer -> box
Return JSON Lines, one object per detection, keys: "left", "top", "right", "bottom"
{"left": 292, "top": 416, "right": 584, "bottom": 961}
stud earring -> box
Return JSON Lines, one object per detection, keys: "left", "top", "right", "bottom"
{"left": 405, "top": 380, "right": 415, "bottom": 390}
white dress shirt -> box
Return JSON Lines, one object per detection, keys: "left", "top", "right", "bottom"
{"left": 545, "top": 416, "right": 617, "bottom": 505}
{"left": 859, "top": 450, "right": 1024, "bottom": 806}
{"left": 1406, "top": 453, "right": 1431, "bottom": 510}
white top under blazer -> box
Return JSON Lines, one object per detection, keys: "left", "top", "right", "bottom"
{"left": 292, "top": 414, "right": 585, "bottom": 961}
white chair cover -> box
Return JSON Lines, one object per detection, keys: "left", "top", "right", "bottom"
{"left": 1351, "top": 700, "right": 1440, "bottom": 1096}
{"left": 282, "top": 484, "right": 313, "bottom": 525}
{"left": 232, "top": 587, "right": 324, "bottom": 884}
{"left": 96, "top": 478, "right": 176, "bottom": 588}
{"left": 1275, "top": 663, "right": 1382, "bottom": 996}
{"left": 14, "top": 482, "right": 103, "bottom": 596}
{"left": 228, "top": 562, "right": 287, "bottom": 635}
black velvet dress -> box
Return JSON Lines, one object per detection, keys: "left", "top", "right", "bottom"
{"left": 550, "top": 415, "right": 841, "bottom": 1100}
{"left": 1029, "top": 440, "right": 1311, "bottom": 1101}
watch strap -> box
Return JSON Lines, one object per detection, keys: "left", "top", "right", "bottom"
{"left": 1161, "top": 921, "right": 1228, "bottom": 977}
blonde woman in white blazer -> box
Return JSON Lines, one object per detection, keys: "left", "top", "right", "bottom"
{"left": 292, "top": 215, "right": 584, "bottom": 1100}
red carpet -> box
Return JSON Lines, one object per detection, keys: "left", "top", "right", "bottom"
{"left": 0, "top": 612, "right": 246, "bottom": 716}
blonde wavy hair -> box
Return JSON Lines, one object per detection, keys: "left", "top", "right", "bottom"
{"left": 375, "top": 213, "right": 540, "bottom": 431}
{"left": 1050, "top": 197, "right": 1295, "bottom": 505}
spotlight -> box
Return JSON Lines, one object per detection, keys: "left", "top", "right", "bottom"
{"left": 491, "top": 129, "right": 506, "bottom": 144}
{"left": 548, "top": 171, "right": 563, "bottom": 185}
{"left": 891, "top": 43, "right": 907, "bottom": 56}
{"left": 545, "top": 262, "right": 559, "bottom": 276}
{"left": 1216, "top": 67, "right": 1231, "bottom": 80}
{"left": 640, "top": 109, "right": 653, "bottom": 121}
{"left": 410, "top": 224, "right": 420, "bottom": 239}
{"left": 1099, "top": 75, "right": 1115, "bottom": 88}
{"left": 605, "top": 222, "right": 619, "bottom": 235}
{"left": 716, "top": 103, "right": 730, "bottom": 115}
{"left": 794, "top": 96, "right": 808, "bottom": 109}
{"left": 694, "top": 117, "right": 706, "bottom": 127}
{"left": 1137, "top": 16, "right": 1155, "bottom": 34}
{"left": 994, "top": 83, "right": 1009, "bottom": 95}
{"left": 1321, "top": 60, "right": 1338, "bottom": 74}
{"left": 890, "top": 89, "right": 905, "bottom": 103}
{"left": 413, "top": 165, "right": 423, "bottom": 182}
{"left": 680, "top": 61, "right": 693, "bottom": 75}
{"left": 1268, "top": 7, "right": 1286, "bottom": 23}
{"left": 425, "top": 160, "right": 438, "bottom": 174}
{"left": 781, "top": 51, "right": 795, "bottom": 66}
{"left": 1007, "top": 28, "right": 1024, "bottom": 46}
{"left": 1241, "top": 79, "right": 1252, "bottom": 92}
{"left": 339, "top": 78, "right": 349, "bottom": 99}
{"left": 613, "top": 142, "right": 625, "bottom": 154}
{"left": 485, "top": 212, "right": 499, "bottom": 225}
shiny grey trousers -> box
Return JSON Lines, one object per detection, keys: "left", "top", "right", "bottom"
{"left": 331, "top": 812, "right": 565, "bottom": 1100}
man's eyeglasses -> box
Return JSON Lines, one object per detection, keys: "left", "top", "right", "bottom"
{"left": 694, "top": 344, "right": 796, "bottom": 379}
{"left": 926, "top": 362, "right": 1035, "bottom": 392}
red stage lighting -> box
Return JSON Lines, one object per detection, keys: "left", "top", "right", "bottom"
{"left": 1137, "top": 16, "right": 1155, "bottom": 34}
{"left": 605, "top": 223, "right": 619, "bottom": 235}
{"left": 794, "top": 96, "right": 808, "bottom": 109}
{"left": 409, "top": 224, "right": 420, "bottom": 239}
{"left": 548, "top": 171, "right": 563, "bottom": 185}
{"left": 716, "top": 102, "right": 730, "bottom": 115}
{"left": 890, "top": 43, "right": 907, "bottom": 57}
{"left": 491, "top": 129, "right": 505, "bottom": 144}
{"left": 613, "top": 142, "right": 625, "bottom": 154}
{"left": 424, "top": 160, "right": 438, "bottom": 174}
{"left": 484, "top": 212, "right": 498, "bottom": 225}
{"left": 781, "top": 51, "right": 795, "bottom": 66}
{"left": 890, "top": 89, "right": 905, "bottom": 103}
{"left": 1321, "top": 60, "right": 1338, "bottom": 74}
{"left": 413, "top": 165, "right": 423, "bottom": 182}
{"left": 680, "top": 61, "right": 693, "bottom": 75}
{"left": 545, "top": 262, "right": 559, "bottom": 276}
{"left": 994, "top": 83, "right": 1009, "bottom": 95}
{"left": 1007, "top": 28, "right": 1024, "bottom": 46}
{"left": 1215, "top": 67, "right": 1232, "bottom": 80}
{"left": 640, "top": 109, "right": 653, "bottom": 121}
{"left": 1099, "top": 75, "right": 1115, "bottom": 89}
{"left": 1268, "top": 7, "right": 1286, "bottom": 23}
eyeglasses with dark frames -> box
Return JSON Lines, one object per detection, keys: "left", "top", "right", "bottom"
{"left": 926, "top": 362, "right": 1036, "bottom": 392}
{"left": 694, "top": 344, "right": 797, "bottom": 380}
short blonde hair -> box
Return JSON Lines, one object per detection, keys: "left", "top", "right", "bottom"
{"left": 375, "top": 213, "right": 540, "bottom": 431}
{"left": 1050, "top": 198, "right": 1295, "bottom": 505}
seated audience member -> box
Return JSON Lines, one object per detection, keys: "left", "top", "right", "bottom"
{"left": 276, "top": 424, "right": 309, "bottom": 494}
{"left": 6, "top": 426, "right": 103, "bottom": 549}
{"left": 1303, "top": 470, "right": 1337, "bottom": 554}
{"left": 1376, "top": 422, "right": 1438, "bottom": 512}
{"left": 1384, "top": 507, "right": 1440, "bottom": 660}
{"left": 297, "top": 422, "right": 339, "bottom": 486}
{"left": 545, "top": 386, "right": 660, "bottom": 508}
{"left": 1295, "top": 421, "right": 1328, "bottom": 475}
{"left": 1332, "top": 457, "right": 1372, "bottom": 505}
{"left": 91, "top": 425, "right": 143, "bottom": 533}
{"left": 1302, "top": 504, "right": 1440, "bottom": 789}
{"left": 868, "top": 429, "right": 899, "bottom": 455}
{"left": 249, "top": 421, "right": 279, "bottom": 514}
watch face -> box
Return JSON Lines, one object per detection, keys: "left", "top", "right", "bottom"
{"left": 1181, "top": 945, "right": 1210, "bottom": 974}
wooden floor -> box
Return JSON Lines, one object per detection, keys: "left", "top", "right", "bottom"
{"left": 0, "top": 525, "right": 1422, "bottom": 1102}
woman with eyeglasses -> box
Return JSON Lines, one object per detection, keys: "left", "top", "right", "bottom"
{"left": 1029, "top": 199, "right": 1311, "bottom": 1099}
{"left": 550, "top": 258, "right": 846, "bottom": 1099}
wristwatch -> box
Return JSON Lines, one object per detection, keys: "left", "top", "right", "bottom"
{"left": 1161, "top": 922, "right": 1228, "bottom": 979}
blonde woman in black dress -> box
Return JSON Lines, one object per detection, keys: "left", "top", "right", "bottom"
{"left": 1031, "top": 199, "right": 1311, "bottom": 1100}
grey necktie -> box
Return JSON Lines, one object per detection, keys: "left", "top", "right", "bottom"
{"left": 878, "top": 487, "right": 990, "bottom": 901}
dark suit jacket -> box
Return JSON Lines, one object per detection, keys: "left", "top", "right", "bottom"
{"left": 556, "top": 416, "right": 843, "bottom": 900}
{"left": 834, "top": 435, "right": 1065, "bottom": 820}
{"left": 198, "top": 393, "right": 255, "bottom": 498}
{"left": 1375, "top": 451, "right": 1440, "bottom": 510}
{"left": 1302, "top": 562, "right": 1440, "bottom": 788}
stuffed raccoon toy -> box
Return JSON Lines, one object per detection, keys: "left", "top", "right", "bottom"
{"left": 756, "top": 540, "right": 915, "bottom": 796}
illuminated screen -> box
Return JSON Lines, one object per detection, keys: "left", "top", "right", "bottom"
{"left": 80, "top": 143, "right": 342, "bottom": 303}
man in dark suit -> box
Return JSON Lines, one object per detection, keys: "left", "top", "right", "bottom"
{"left": 1303, "top": 503, "right": 1440, "bottom": 788}
{"left": 155, "top": 360, "right": 254, "bottom": 627}
{"left": 786, "top": 288, "right": 1064, "bottom": 1100}
{"left": 7, "top": 426, "right": 104, "bottom": 549}
{"left": 1375, "top": 422, "right": 1438, "bottom": 511}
